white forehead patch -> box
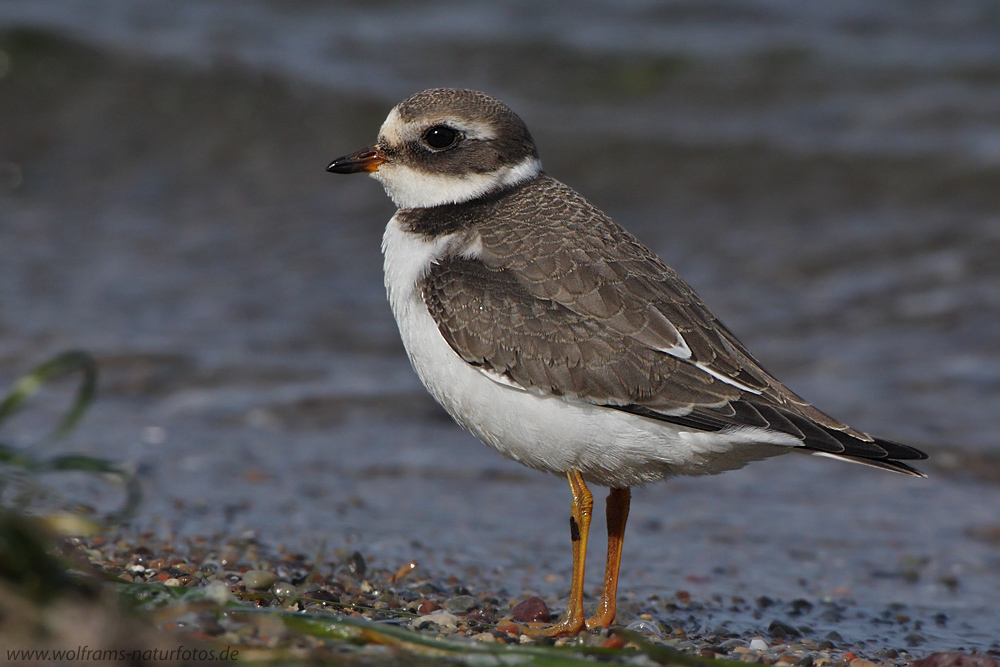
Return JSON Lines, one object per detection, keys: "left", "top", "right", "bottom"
{"left": 378, "top": 106, "right": 406, "bottom": 145}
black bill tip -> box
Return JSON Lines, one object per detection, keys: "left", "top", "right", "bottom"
{"left": 326, "top": 146, "right": 386, "bottom": 174}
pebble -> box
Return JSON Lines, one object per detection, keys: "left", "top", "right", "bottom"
{"left": 389, "top": 560, "right": 418, "bottom": 582}
{"left": 624, "top": 619, "right": 662, "bottom": 637}
{"left": 69, "top": 531, "right": 952, "bottom": 661}
{"left": 394, "top": 588, "right": 420, "bottom": 602}
{"left": 444, "top": 595, "right": 479, "bottom": 613}
{"left": 416, "top": 599, "right": 439, "bottom": 614}
{"left": 495, "top": 621, "right": 520, "bottom": 636}
{"left": 413, "top": 581, "right": 445, "bottom": 595}
{"left": 305, "top": 589, "right": 339, "bottom": 603}
{"left": 510, "top": 596, "right": 550, "bottom": 623}
{"left": 769, "top": 619, "right": 801, "bottom": 638}
{"left": 850, "top": 659, "right": 879, "bottom": 667}
{"left": 273, "top": 582, "right": 297, "bottom": 598}
{"left": 416, "top": 610, "right": 459, "bottom": 630}
{"left": 346, "top": 551, "right": 367, "bottom": 577}
{"left": 913, "top": 654, "right": 1000, "bottom": 667}
{"left": 242, "top": 570, "right": 278, "bottom": 591}
{"left": 204, "top": 579, "right": 233, "bottom": 605}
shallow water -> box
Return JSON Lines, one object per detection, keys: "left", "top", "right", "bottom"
{"left": 1, "top": 1, "right": 999, "bottom": 651}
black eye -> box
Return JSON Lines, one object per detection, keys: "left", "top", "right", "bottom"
{"left": 423, "top": 126, "right": 459, "bottom": 150}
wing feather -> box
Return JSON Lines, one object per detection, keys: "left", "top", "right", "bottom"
{"left": 407, "top": 175, "right": 927, "bottom": 473}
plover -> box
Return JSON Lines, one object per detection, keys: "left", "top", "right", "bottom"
{"left": 327, "top": 88, "right": 928, "bottom": 636}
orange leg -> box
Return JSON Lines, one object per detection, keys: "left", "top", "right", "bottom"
{"left": 586, "top": 486, "right": 630, "bottom": 630}
{"left": 523, "top": 470, "right": 593, "bottom": 637}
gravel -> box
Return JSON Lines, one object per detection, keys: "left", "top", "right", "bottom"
{"left": 63, "top": 530, "right": 999, "bottom": 664}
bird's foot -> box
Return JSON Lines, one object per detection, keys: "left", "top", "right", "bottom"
{"left": 519, "top": 616, "right": 586, "bottom": 638}
{"left": 584, "top": 610, "right": 615, "bottom": 631}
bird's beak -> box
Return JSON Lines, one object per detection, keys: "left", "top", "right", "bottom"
{"left": 326, "top": 145, "right": 387, "bottom": 174}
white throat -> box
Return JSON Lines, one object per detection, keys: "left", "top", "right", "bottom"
{"left": 372, "top": 156, "right": 542, "bottom": 209}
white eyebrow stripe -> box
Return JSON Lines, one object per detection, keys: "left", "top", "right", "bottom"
{"left": 379, "top": 107, "right": 497, "bottom": 145}
{"left": 451, "top": 119, "right": 495, "bottom": 141}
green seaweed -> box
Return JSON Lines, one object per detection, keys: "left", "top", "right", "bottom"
{"left": 0, "top": 351, "right": 140, "bottom": 524}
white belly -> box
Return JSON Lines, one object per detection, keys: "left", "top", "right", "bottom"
{"left": 381, "top": 215, "right": 793, "bottom": 487}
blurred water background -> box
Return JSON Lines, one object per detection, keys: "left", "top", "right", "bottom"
{"left": 1, "top": 0, "right": 999, "bottom": 650}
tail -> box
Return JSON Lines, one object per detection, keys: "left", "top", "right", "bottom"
{"left": 805, "top": 434, "right": 928, "bottom": 477}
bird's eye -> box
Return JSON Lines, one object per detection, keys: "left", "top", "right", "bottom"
{"left": 422, "top": 126, "right": 459, "bottom": 150}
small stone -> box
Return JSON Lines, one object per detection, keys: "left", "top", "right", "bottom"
{"left": 413, "top": 581, "right": 445, "bottom": 595}
{"left": 346, "top": 551, "right": 367, "bottom": 578}
{"left": 389, "top": 560, "right": 418, "bottom": 583}
{"left": 710, "top": 624, "right": 732, "bottom": 638}
{"left": 163, "top": 578, "right": 182, "bottom": 587}
{"left": 495, "top": 621, "right": 519, "bottom": 636}
{"left": 417, "top": 599, "right": 440, "bottom": 614}
{"left": 473, "top": 632, "right": 496, "bottom": 642}
{"left": 790, "top": 599, "right": 813, "bottom": 615}
{"left": 203, "top": 579, "right": 234, "bottom": 605}
{"left": 415, "top": 610, "right": 459, "bottom": 631}
{"left": 750, "top": 638, "right": 770, "bottom": 651}
{"left": 850, "top": 660, "right": 879, "bottom": 667}
{"left": 913, "top": 653, "right": 1000, "bottom": 667}
{"left": 242, "top": 570, "right": 278, "bottom": 590}
{"left": 624, "top": 619, "right": 662, "bottom": 637}
{"left": 465, "top": 612, "right": 492, "bottom": 628}
{"left": 395, "top": 588, "right": 421, "bottom": 602}
{"left": 769, "top": 620, "right": 801, "bottom": 638}
{"left": 510, "top": 596, "right": 550, "bottom": 623}
{"left": 305, "top": 589, "right": 339, "bottom": 603}
{"left": 273, "top": 582, "right": 297, "bottom": 598}
{"left": 445, "top": 594, "right": 479, "bottom": 613}
{"left": 904, "top": 632, "right": 926, "bottom": 647}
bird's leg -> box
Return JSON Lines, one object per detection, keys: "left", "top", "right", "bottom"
{"left": 522, "top": 469, "right": 593, "bottom": 637}
{"left": 585, "top": 486, "right": 630, "bottom": 630}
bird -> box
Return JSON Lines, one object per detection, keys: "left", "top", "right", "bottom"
{"left": 327, "top": 88, "right": 928, "bottom": 636}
